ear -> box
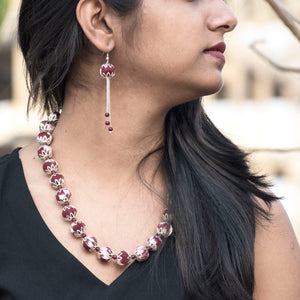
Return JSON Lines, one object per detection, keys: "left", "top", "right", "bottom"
{"left": 76, "top": 0, "right": 116, "bottom": 52}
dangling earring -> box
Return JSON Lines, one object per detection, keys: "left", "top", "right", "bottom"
{"left": 100, "top": 47, "right": 115, "bottom": 133}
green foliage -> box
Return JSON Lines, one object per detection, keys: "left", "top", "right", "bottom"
{"left": 0, "top": 0, "right": 9, "bottom": 28}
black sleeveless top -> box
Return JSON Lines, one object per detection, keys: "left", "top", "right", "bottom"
{"left": 0, "top": 149, "right": 187, "bottom": 300}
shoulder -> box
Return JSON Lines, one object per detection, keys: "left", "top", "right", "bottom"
{"left": 253, "top": 200, "right": 300, "bottom": 300}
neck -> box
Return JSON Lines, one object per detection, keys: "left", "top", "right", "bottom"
{"left": 50, "top": 78, "right": 169, "bottom": 194}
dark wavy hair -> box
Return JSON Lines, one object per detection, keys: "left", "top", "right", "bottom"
{"left": 18, "top": 0, "right": 278, "bottom": 299}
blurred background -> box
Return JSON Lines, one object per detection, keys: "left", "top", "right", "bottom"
{"left": 0, "top": 0, "right": 299, "bottom": 240}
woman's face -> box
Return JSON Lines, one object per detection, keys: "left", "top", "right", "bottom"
{"left": 116, "top": 0, "right": 237, "bottom": 103}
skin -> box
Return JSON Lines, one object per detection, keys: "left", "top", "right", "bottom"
{"left": 19, "top": 0, "right": 300, "bottom": 296}
{"left": 253, "top": 200, "right": 300, "bottom": 299}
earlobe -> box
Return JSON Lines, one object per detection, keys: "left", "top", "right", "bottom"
{"left": 76, "top": 0, "right": 115, "bottom": 53}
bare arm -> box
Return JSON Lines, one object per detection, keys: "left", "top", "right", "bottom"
{"left": 253, "top": 201, "right": 300, "bottom": 299}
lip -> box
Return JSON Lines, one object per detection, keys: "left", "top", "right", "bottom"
{"left": 203, "top": 42, "right": 226, "bottom": 63}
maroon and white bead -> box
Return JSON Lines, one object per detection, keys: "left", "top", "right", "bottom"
{"left": 82, "top": 236, "right": 97, "bottom": 252}
{"left": 62, "top": 205, "right": 77, "bottom": 221}
{"left": 39, "top": 120, "right": 55, "bottom": 133}
{"left": 162, "top": 209, "right": 170, "bottom": 221}
{"left": 37, "top": 132, "right": 53, "bottom": 145}
{"left": 97, "top": 247, "right": 113, "bottom": 262}
{"left": 48, "top": 112, "right": 60, "bottom": 123}
{"left": 71, "top": 221, "right": 86, "bottom": 238}
{"left": 147, "top": 235, "right": 162, "bottom": 251}
{"left": 134, "top": 246, "right": 149, "bottom": 262}
{"left": 100, "top": 63, "right": 115, "bottom": 78}
{"left": 56, "top": 188, "right": 72, "bottom": 205}
{"left": 50, "top": 173, "right": 65, "bottom": 189}
{"left": 117, "top": 250, "right": 131, "bottom": 266}
{"left": 157, "top": 222, "right": 173, "bottom": 238}
{"left": 38, "top": 145, "right": 52, "bottom": 160}
{"left": 43, "top": 159, "right": 58, "bottom": 175}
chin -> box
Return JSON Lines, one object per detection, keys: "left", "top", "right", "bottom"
{"left": 207, "top": 82, "right": 224, "bottom": 96}
{"left": 196, "top": 78, "right": 224, "bottom": 97}
{"left": 186, "top": 69, "right": 224, "bottom": 97}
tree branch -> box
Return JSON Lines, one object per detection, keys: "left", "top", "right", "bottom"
{"left": 247, "top": 147, "right": 300, "bottom": 153}
{"left": 264, "top": 0, "right": 300, "bottom": 42}
{"left": 250, "top": 40, "right": 300, "bottom": 73}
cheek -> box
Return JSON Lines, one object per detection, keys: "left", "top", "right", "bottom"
{"left": 135, "top": 27, "right": 200, "bottom": 81}
{"left": 138, "top": 6, "right": 199, "bottom": 68}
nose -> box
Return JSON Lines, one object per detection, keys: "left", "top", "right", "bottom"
{"left": 207, "top": 1, "right": 237, "bottom": 33}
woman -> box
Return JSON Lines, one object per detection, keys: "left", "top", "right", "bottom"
{"left": 0, "top": 0, "right": 299, "bottom": 299}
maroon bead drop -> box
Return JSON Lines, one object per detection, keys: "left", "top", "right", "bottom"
{"left": 82, "top": 236, "right": 97, "bottom": 252}
{"left": 112, "top": 255, "right": 117, "bottom": 260}
{"left": 39, "top": 120, "right": 55, "bottom": 133}
{"left": 95, "top": 247, "right": 100, "bottom": 252}
{"left": 71, "top": 221, "right": 86, "bottom": 238}
{"left": 50, "top": 173, "right": 65, "bottom": 189}
{"left": 62, "top": 206, "right": 77, "bottom": 221}
{"left": 131, "top": 255, "right": 136, "bottom": 260}
{"left": 38, "top": 145, "right": 52, "bottom": 160}
{"left": 108, "top": 127, "right": 113, "bottom": 132}
{"left": 157, "top": 221, "right": 173, "bottom": 238}
{"left": 48, "top": 111, "right": 60, "bottom": 123}
{"left": 43, "top": 159, "right": 58, "bottom": 174}
{"left": 117, "top": 251, "right": 131, "bottom": 266}
{"left": 72, "top": 218, "right": 77, "bottom": 223}
{"left": 105, "top": 112, "right": 110, "bottom": 117}
{"left": 56, "top": 189, "right": 72, "bottom": 205}
{"left": 81, "top": 233, "right": 87, "bottom": 238}
{"left": 37, "top": 132, "right": 52, "bottom": 146}
{"left": 105, "top": 121, "right": 110, "bottom": 126}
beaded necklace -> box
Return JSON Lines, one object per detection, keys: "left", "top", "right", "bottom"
{"left": 36, "top": 111, "right": 173, "bottom": 266}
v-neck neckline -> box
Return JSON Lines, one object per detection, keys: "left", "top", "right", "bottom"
{"left": 13, "top": 147, "right": 143, "bottom": 288}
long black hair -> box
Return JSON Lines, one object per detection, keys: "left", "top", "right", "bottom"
{"left": 18, "top": 0, "right": 278, "bottom": 299}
